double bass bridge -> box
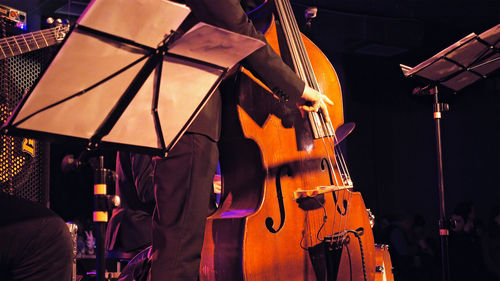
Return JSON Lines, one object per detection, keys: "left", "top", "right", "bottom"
{"left": 293, "top": 184, "right": 353, "bottom": 201}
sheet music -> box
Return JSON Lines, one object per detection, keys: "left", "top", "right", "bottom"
{"left": 400, "top": 24, "right": 500, "bottom": 91}
{"left": 7, "top": 0, "right": 266, "bottom": 152}
{"left": 479, "top": 24, "right": 500, "bottom": 47}
{"left": 168, "top": 22, "right": 265, "bottom": 69}
{"left": 401, "top": 33, "right": 477, "bottom": 78}
{"left": 78, "top": 0, "right": 191, "bottom": 48}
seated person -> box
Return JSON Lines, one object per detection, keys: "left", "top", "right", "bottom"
{"left": 0, "top": 192, "right": 73, "bottom": 281}
{"left": 106, "top": 152, "right": 155, "bottom": 258}
{"left": 106, "top": 152, "right": 220, "bottom": 258}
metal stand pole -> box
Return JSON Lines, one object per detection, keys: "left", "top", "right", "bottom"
{"left": 94, "top": 155, "right": 108, "bottom": 281}
{"left": 62, "top": 152, "right": 120, "bottom": 281}
{"left": 431, "top": 86, "right": 450, "bottom": 281}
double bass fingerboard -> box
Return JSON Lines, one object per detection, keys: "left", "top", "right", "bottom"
{"left": 273, "top": 0, "right": 335, "bottom": 139}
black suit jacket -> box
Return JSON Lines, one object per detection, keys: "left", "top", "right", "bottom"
{"left": 185, "top": 0, "right": 305, "bottom": 141}
{"left": 105, "top": 0, "right": 305, "bottom": 254}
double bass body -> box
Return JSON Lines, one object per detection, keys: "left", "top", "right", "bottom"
{"left": 200, "top": 1, "right": 377, "bottom": 280}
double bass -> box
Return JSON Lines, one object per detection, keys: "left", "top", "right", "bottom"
{"left": 200, "top": 0, "right": 380, "bottom": 280}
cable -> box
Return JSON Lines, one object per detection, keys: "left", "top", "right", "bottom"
{"left": 345, "top": 229, "right": 367, "bottom": 281}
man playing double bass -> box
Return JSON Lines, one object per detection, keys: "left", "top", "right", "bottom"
{"left": 147, "top": 0, "right": 333, "bottom": 280}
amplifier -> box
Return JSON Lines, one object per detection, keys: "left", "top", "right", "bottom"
{"left": 0, "top": 4, "right": 27, "bottom": 30}
{"left": 0, "top": 16, "right": 55, "bottom": 206}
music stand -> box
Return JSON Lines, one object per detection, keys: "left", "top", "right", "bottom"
{"left": 400, "top": 24, "right": 500, "bottom": 281}
{"left": 1, "top": 1, "right": 265, "bottom": 280}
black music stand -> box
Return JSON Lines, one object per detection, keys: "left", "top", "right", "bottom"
{"left": 400, "top": 24, "right": 500, "bottom": 281}
{"left": 0, "top": 1, "right": 265, "bottom": 280}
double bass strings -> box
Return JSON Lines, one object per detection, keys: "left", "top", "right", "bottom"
{"left": 274, "top": 0, "right": 327, "bottom": 246}
{"left": 320, "top": 112, "right": 355, "bottom": 243}
{"left": 280, "top": 0, "right": 346, "bottom": 243}
{"left": 275, "top": 0, "right": 357, "bottom": 248}
{"left": 275, "top": 0, "right": 317, "bottom": 88}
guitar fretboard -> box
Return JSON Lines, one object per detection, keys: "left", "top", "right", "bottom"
{"left": 0, "top": 27, "right": 62, "bottom": 60}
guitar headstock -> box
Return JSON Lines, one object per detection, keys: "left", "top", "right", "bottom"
{"left": 46, "top": 17, "right": 70, "bottom": 42}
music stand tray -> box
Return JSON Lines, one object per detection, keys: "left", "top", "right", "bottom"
{"left": 400, "top": 24, "right": 500, "bottom": 92}
{"left": 1, "top": 0, "right": 265, "bottom": 156}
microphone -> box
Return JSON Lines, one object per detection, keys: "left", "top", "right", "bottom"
{"left": 61, "top": 154, "right": 85, "bottom": 173}
{"left": 61, "top": 147, "right": 92, "bottom": 172}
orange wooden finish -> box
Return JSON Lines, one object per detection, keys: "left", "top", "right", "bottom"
{"left": 200, "top": 6, "right": 377, "bottom": 281}
{"left": 374, "top": 245, "right": 395, "bottom": 281}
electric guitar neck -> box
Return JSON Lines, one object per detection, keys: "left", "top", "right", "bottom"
{"left": 0, "top": 24, "right": 69, "bottom": 60}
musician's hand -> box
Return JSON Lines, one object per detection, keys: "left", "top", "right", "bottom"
{"left": 298, "top": 85, "right": 334, "bottom": 123}
{"left": 213, "top": 174, "right": 221, "bottom": 194}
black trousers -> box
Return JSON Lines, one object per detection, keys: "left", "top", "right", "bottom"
{"left": 150, "top": 133, "right": 218, "bottom": 281}
{"left": 0, "top": 193, "right": 73, "bottom": 281}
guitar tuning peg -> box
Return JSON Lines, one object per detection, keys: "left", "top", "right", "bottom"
{"left": 56, "top": 18, "right": 63, "bottom": 24}
{"left": 46, "top": 17, "right": 55, "bottom": 24}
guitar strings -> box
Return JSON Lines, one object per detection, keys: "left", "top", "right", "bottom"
{"left": 0, "top": 28, "right": 61, "bottom": 45}
{"left": 0, "top": 27, "right": 61, "bottom": 56}
{"left": 1, "top": 30, "right": 60, "bottom": 48}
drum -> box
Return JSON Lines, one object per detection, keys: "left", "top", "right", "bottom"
{"left": 374, "top": 244, "right": 394, "bottom": 281}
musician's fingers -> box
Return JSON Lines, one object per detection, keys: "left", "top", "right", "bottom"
{"left": 320, "top": 100, "right": 331, "bottom": 123}
{"left": 299, "top": 104, "right": 316, "bottom": 112}
{"left": 321, "top": 94, "right": 334, "bottom": 105}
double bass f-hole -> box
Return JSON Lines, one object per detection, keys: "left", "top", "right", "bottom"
{"left": 265, "top": 164, "right": 292, "bottom": 233}
{"left": 321, "top": 158, "right": 347, "bottom": 216}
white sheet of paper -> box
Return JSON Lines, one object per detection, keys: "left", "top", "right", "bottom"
{"left": 168, "top": 22, "right": 266, "bottom": 69}
{"left": 14, "top": 30, "right": 150, "bottom": 140}
{"left": 103, "top": 56, "right": 223, "bottom": 148}
{"left": 400, "top": 25, "right": 500, "bottom": 91}
{"left": 78, "top": 0, "right": 191, "bottom": 48}
{"left": 402, "top": 33, "right": 477, "bottom": 78}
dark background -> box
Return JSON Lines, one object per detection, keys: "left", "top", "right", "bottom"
{"left": 2, "top": 0, "right": 499, "bottom": 279}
